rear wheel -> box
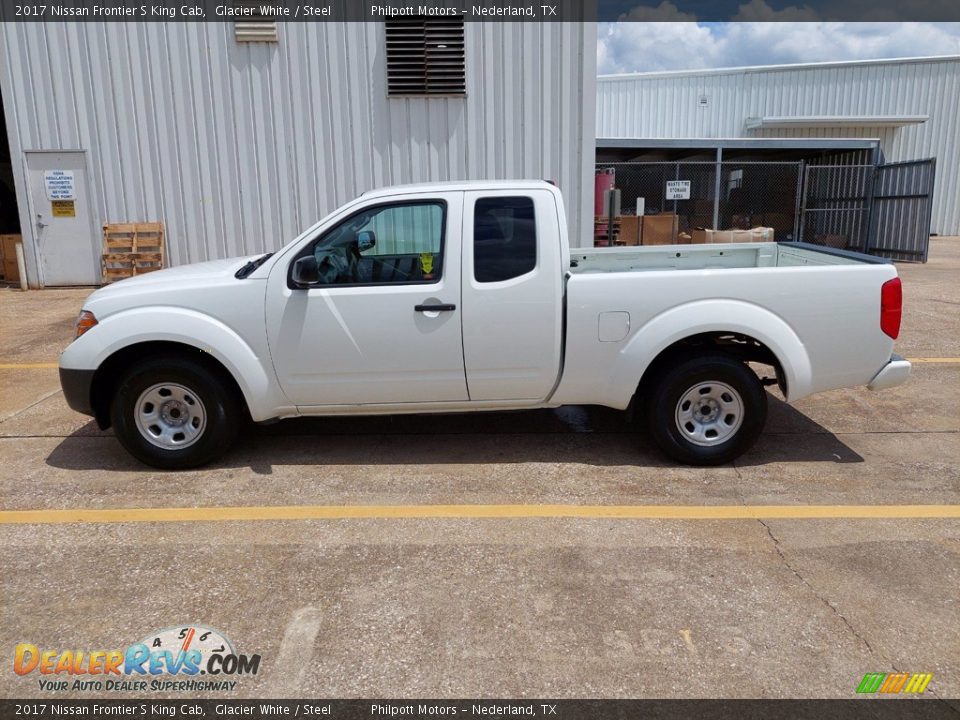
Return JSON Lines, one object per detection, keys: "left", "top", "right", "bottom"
{"left": 647, "top": 354, "right": 767, "bottom": 466}
{"left": 110, "top": 356, "right": 240, "bottom": 469}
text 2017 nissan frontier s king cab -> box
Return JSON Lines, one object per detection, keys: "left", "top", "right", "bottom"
{"left": 59, "top": 181, "right": 910, "bottom": 469}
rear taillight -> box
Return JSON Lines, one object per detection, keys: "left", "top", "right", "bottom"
{"left": 880, "top": 277, "right": 902, "bottom": 339}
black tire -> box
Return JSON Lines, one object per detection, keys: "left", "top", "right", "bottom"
{"left": 110, "top": 355, "right": 241, "bottom": 470}
{"left": 647, "top": 353, "right": 767, "bottom": 466}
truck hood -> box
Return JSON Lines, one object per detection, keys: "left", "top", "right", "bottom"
{"left": 81, "top": 256, "right": 266, "bottom": 317}
{"left": 98, "top": 256, "right": 252, "bottom": 290}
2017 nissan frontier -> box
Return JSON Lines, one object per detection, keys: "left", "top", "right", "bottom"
{"left": 59, "top": 181, "right": 910, "bottom": 469}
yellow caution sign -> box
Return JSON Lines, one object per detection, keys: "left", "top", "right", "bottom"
{"left": 51, "top": 200, "right": 75, "bottom": 218}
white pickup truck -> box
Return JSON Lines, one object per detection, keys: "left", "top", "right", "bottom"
{"left": 60, "top": 181, "right": 910, "bottom": 469}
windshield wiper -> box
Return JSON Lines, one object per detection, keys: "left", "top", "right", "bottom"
{"left": 235, "top": 253, "right": 273, "bottom": 279}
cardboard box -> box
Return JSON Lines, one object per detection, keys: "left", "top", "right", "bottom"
{"left": 708, "top": 228, "right": 774, "bottom": 244}
{"left": 760, "top": 213, "right": 795, "bottom": 236}
{"left": 746, "top": 227, "right": 775, "bottom": 243}
{"left": 690, "top": 227, "right": 775, "bottom": 244}
{"left": 618, "top": 215, "right": 641, "bottom": 246}
{"left": 641, "top": 214, "right": 679, "bottom": 245}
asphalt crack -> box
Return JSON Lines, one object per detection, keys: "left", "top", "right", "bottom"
{"left": 0, "top": 387, "right": 62, "bottom": 424}
{"left": 756, "top": 517, "right": 877, "bottom": 657}
{"left": 759, "top": 516, "right": 958, "bottom": 709}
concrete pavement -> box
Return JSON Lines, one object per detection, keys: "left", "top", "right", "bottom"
{"left": 0, "top": 240, "right": 958, "bottom": 700}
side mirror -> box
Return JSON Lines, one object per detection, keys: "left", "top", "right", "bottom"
{"left": 357, "top": 230, "right": 376, "bottom": 253}
{"left": 292, "top": 256, "right": 319, "bottom": 286}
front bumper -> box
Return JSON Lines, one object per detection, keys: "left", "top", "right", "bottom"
{"left": 59, "top": 367, "right": 96, "bottom": 416}
{"left": 867, "top": 354, "right": 911, "bottom": 391}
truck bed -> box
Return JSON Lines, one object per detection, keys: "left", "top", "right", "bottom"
{"left": 569, "top": 241, "right": 886, "bottom": 274}
{"left": 555, "top": 240, "right": 899, "bottom": 408}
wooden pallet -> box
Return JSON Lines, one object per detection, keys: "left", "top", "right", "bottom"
{"left": 101, "top": 222, "right": 165, "bottom": 283}
{"left": 1, "top": 234, "right": 21, "bottom": 282}
{"left": 593, "top": 216, "right": 622, "bottom": 246}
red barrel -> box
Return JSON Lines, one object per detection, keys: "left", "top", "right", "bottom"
{"left": 595, "top": 168, "right": 615, "bottom": 216}
{"left": 594, "top": 169, "right": 616, "bottom": 246}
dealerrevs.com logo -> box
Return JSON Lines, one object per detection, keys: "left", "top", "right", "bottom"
{"left": 14, "top": 625, "right": 261, "bottom": 693}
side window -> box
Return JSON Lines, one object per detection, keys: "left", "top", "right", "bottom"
{"left": 308, "top": 202, "right": 444, "bottom": 285}
{"left": 473, "top": 196, "right": 537, "bottom": 283}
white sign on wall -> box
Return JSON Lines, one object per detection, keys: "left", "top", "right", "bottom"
{"left": 44, "top": 170, "right": 76, "bottom": 200}
{"left": 665, "top": 180, "right": 691, "bottom": 200}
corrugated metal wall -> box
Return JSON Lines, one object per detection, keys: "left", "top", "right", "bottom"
{"left": 0, "top": 21, "right": 597, "bottom": 285}
{"left": 597, "top": 56, "right": 960, "bottom": 236}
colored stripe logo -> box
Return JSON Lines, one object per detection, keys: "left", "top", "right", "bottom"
{"left": 857, "top": 672, "right": 932, "bottom": 694}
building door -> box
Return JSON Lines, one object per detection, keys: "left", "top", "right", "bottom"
{"left": 25, "top": 151, "right": 98, "bottom": 285}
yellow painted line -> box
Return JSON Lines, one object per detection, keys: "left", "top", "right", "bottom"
{"left": 0, "top": 504, "right": 959, "bottom": 525}
{"left": 0, "top": 362, "right": 58, "bottom": 369}
{"left": 907, "top": 357, "right": 960, "bottom": 364}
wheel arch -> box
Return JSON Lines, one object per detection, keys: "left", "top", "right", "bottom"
{"left": 632, "top": 331, "right": 785, "bottom": 415}
{"left": 90, "top": 341, "right": 247, "bottom": 430}
{"left": 608, "top": 300, "right": 813, "bottom": 410}
{"left": 62, "top": 306, "right": 292, "bottom": 427}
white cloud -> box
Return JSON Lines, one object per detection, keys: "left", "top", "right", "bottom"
{"left": 731, "top": 0, "right": 819, "bottom": 21}
{"left": 618, "top": 1, "right": 698, "bottom": 21}
{"left": 598, "top": 19, "right": 960, "bottom": 75}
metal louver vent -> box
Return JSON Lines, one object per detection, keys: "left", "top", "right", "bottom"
{"left": 234, "top": 1, "right": 278, "bottom": 42}
{"left": 386, "top": 19, "right": 466, "bottom": 97}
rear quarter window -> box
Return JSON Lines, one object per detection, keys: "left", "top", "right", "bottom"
{"left": 473, "top": 196, "right": 537, "bottom": 283}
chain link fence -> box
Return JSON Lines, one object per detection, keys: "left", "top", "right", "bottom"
{"left": 596, "top": 158, "right": 933, "bottom": 261}
{"left": 598, "top": 161, "right": 803, "bottom": 242}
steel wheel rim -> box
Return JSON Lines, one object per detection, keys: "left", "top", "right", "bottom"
{"left": 675, "top": 381, "right": 744, "bottom": 447}
{"left": 134, "top": 382, "right": 207, "bottom": 450}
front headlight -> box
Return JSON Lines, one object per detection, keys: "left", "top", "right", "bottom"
{"left": 75, "top": 310, "right": 98, "bottom": 338}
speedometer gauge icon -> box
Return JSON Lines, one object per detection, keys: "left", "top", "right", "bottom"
{"left": 141, "top": 625, "right": 234, "bottom": 671}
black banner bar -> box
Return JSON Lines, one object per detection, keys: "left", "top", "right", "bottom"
{"left": 2, "top": 699, "right": 960, "bottom": 720}
{"left": 1, "top": 0, "right": 959, "bottom": 23}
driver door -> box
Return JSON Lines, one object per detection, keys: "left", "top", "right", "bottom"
{"left": 265, "top": 192, "right": 468, "bottom": 407}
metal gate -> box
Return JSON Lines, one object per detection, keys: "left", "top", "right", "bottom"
{"left": 799, "top": 164, "right": 873, "bottom": 252}
{"left": 868, "top": 159, "right": 936, "bottom": 262}
{"left": 800, "top": 159, "right": 935, "bottom": 262}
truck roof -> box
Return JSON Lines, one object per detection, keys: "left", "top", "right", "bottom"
{"left": 361, "top": 179, "right": 557, "bottom": 199}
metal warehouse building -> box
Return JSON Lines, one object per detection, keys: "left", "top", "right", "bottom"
{"left": 0, "top": 21, "right": 597, "bottom": 287}
{"left": 596, "top": 56, "right": 960, "bottom": 260}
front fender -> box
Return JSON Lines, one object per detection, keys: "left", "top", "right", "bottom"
{"left": 605, "top": 299, "right": 813, "bottom": 406}
{"left": 60, "top": 306, "right": 291, "bottom": 422}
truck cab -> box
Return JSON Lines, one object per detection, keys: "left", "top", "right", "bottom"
{"left": 264, "top": 183, "right": 566, "bottom": 409}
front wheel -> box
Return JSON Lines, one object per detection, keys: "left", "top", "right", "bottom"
{"left": 110, "top": 356, "right": 241, "bottom": 470}
{"left": 647, "top": 354, "right": 767, "bottom": 466}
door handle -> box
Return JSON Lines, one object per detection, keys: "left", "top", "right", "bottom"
{"left": 414, "top": 303, "right": 456, "bottom": 312}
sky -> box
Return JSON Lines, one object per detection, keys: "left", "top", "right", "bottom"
{"left": 597, "top": 21, "right": 960, "bottom": 74}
